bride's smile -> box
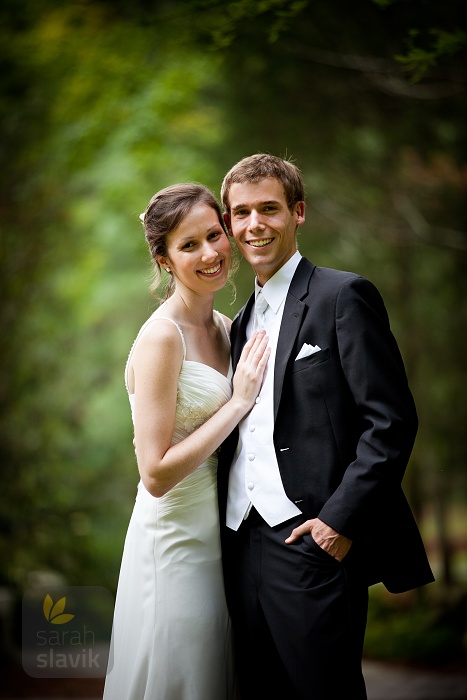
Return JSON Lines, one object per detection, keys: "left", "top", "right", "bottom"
{"left": 159, "top": 203, "right": 231, "bottom": 294}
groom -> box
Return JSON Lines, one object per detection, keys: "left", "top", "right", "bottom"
{"left": 217, "top": 154, "right": 434, "bottom": 700}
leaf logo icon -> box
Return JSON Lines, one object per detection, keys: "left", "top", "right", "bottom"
{"left": 43, "top": 594, "right": 75, "bottom": 624}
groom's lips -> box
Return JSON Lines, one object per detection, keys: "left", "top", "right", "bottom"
{"left": 246, "top": 238, "right": 274, "bottom": 248}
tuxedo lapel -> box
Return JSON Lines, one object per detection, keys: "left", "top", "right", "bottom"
{"left": 274, "top": 297, "right": 304, "bottom": 420}
{"left": 273, "top": 258, "right": 315, "bottom": 421}
{"left": 231, "top": 294, "right": 255, "bottom": 368}
{"left": 231, "top": 258, "right": 315, "bottom": 420}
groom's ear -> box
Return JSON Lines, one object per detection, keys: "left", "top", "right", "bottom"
{"left": 223, "top": 212, "right": 232, "bottom": 236}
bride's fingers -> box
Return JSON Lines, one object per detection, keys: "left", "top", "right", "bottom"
{"left": 256, "top": 343, "right": 271, "bottom": 369}
{"left": 246, "top": 336, "right": 269, "bottom": 369}
{"left": 248, "top": 345, "right": 270, "bottom": 380}
{"left": 238, "top": 330, "right": 267, "bottom": 363}
{"left": 250, "top": 334, "right": 269, "bottom": 367}
{"left": 238, "top": 336, "right": 270, "bottom": 382}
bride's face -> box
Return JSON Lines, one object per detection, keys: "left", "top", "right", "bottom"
{"left": 160, "top": 203, "right": 231, "bottom": 294}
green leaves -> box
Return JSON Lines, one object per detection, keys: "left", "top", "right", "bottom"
{"left": 1, "top": 0, "right": 466, "bottom": 611}
{"left": 396, "top": 29, "right": 467, "bottom": 82}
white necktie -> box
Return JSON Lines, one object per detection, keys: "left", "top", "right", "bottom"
{"left": 255, "top": 290, "right": 269, "bottom": 331}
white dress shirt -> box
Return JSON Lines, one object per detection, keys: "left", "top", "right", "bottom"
{"left": 226, "top": 251, "right": 303, "bottom": 529}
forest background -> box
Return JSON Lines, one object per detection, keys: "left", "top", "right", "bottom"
{"left": 1, "top": 0, "right": 466, "bottom": 672}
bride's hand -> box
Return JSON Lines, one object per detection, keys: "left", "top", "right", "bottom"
{"left": 231, "top": 331, "right": 270, "bottom": 412}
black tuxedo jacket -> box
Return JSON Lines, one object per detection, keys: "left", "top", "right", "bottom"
{"left": 218, "top": 257, "right": 434, "bottom": 593}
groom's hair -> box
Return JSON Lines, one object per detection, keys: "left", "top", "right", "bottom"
{"left": 221, "top": 153, "right": 305, "bottom": 215}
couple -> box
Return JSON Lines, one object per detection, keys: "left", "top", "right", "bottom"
{"left": 103, "top": 154, "right": 434, "bottom": 700}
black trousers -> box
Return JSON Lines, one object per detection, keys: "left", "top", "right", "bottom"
{"left": 223, "top": 508, "right": 368, "bottom": 700}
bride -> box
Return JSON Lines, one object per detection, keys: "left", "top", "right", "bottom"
{"left": 103, "top": 183, "right": 269, "bottom": 700}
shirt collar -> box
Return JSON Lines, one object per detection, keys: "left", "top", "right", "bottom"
{"left": 254, "top": 251, "right": 302, "bottom": 314}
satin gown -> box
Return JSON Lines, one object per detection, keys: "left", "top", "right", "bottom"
{"left": 103, "top": 314, "right": 238, "bottom": 700}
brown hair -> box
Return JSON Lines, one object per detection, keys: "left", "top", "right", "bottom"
{"left": 142, "top": 183, "right": 227, "bottom": 299}
{"left": 221, "top": 153, "right": 305, "bottom": 215}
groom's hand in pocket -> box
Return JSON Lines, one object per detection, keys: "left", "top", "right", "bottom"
{"left": 285, "top": 518, "right": 352, "bottom": 562}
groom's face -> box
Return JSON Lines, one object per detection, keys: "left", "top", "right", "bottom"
{"left": 225, "top": 177, "right": 305, "bottom": 286}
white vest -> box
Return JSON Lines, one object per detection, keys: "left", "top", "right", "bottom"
{"left": 226, "top": 253, "right": 302, "bottom": 529}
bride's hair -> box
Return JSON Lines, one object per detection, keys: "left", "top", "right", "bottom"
{"left": 141, "top": 183, "right": 236, "bottom": 301}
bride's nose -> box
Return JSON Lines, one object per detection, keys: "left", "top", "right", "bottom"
{"left": 200, "top": 242, "right": 218, "bottom": 263}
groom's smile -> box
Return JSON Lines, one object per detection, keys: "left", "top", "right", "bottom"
{"left": 226, "top": 177, "right": 305, "bottom": 286}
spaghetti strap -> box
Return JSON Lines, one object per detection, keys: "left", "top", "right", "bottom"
{"left": 155, "top": 317, "right": 187, "bottom": 359}
{"left": 214, "top": 310, "right": 231, "bottom": 346}
{"left": 124, "top": 315, "right": 186, "bottom": 394}
{"left": 214, "top": 310, "right": 233, "bottom": 381}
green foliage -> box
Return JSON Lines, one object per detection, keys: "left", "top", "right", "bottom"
{"left": 0, "top": 1, "right": 466, "bottom": 667}
{"left": 0, "top": 0, "right": 227, "bottom": 592}
{"left": 396, "top": 29, "right": 467, "bottom": 82}
{"left": 166, "top": 0, "right": 310, "bottom": 48}
{"left": 365, "top": 586, "right": 467, "bottom": 665}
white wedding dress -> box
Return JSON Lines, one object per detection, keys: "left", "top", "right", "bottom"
{"left": 103, "top": 313, "right": 238, "bottom": 700}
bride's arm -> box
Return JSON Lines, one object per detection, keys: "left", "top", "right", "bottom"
{"left": 131, "top": 321, "right": 269, "bottom": 497}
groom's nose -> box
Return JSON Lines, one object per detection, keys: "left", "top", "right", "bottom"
{"left": 248, "top": 209, "right": 265, "bottom": 231}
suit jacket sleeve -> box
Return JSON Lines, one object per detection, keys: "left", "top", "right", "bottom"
{"left": 316, "top": 275, "right": 418, "bottom": 538}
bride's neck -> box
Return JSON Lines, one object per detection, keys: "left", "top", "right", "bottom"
{"left": 162, "top": 291, "right": 215, "bottom": 327}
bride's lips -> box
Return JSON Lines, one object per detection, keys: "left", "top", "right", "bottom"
{"left": 197, "top": 261, "right": 223, "bottom": 276}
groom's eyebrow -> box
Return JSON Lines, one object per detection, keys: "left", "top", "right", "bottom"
{"left": 231, "top": 202, "right": 248, "bottom": 213}
{"left": 231, "top": 199, "right": 279, "bottom": 213}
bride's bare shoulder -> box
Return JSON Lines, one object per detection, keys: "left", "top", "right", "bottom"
{"left": 133, "top": 316, "right": 184, "bottom": 364}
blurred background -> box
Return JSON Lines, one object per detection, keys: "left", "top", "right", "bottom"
{"left": 1, "top": 0, "right": 466, "bottom": 689}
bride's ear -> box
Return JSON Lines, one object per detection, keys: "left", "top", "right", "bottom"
{"left": 157, "top": 255, "right": 171, "bottom": 273}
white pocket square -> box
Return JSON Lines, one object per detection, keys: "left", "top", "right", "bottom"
{"left": 295, "top": 343, "right": 321, "bottom": 361}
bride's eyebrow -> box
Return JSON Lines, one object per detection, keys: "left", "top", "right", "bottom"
{"left": 177, "top": 225, "right": 221, "bottom": 245}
